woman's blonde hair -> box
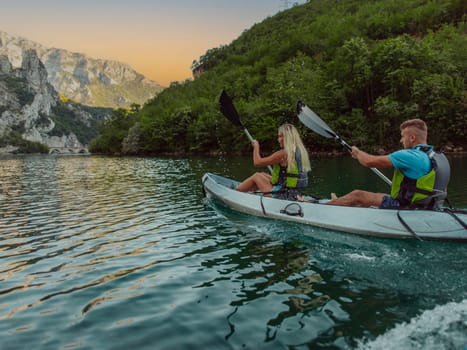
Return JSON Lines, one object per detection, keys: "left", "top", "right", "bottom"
{"left": 278, "top": 123, "right": 311, "bottom": 172}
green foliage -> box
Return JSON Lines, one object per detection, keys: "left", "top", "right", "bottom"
{"left": 49, "top": 103, "right": 110, "bottom": 144}
{"left": 0, "top": 131, "right": 49, "bottom": 153}
{"left": 93, "top": 0, "right": 467, "bottom": 155}
{"left": 122, "top": 122, "right": 144, "bottom": 155}
{"left": 0, "top": 75, "right": 35, "bottom": 105}
{"left": 88, "top": 109, "right": 137, "bottom": 154}
{"left": 412, "top": 73, "right": 465, "bottom": 145}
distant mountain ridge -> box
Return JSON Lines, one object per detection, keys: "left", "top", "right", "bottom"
{"left": 0, "top": 50, "right": 111, "bottom": 153}
{"left": 0, "top": 30, "right": 164, "bottom": 108}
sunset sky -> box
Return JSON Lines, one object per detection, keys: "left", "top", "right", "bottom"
{"left": 1, "top": 0, "right": 305, "bottom": 86}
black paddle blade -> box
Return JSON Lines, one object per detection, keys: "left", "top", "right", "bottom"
{"left": 296, "top": 101, "right": 305, "bottom": 115}
{"left": 219, "top": 90, "right": 244, "bottom": 128}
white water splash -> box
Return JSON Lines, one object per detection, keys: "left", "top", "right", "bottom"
{"left": 357, "top": 299, "right": 467, "bottom": 350}
{"left": 344, "top": 253, "right": 376, "bottom": 262}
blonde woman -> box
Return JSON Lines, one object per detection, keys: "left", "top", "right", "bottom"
{"left": 236, "top": 123, "right": 311, "bottom": 200}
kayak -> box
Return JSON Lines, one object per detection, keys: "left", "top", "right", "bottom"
{"left": 202, "top": 172, "right": 467, "bottom": 242}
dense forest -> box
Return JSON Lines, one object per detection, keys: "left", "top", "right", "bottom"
{"left": 90, "top": 0, "right": 466, "bottom": 156}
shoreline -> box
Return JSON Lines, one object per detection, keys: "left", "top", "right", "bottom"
{"left": 1, "top": 148, "right": 466, "bottom": 157}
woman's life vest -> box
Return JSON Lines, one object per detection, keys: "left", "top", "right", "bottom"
{"left": 271, "top": 149, "right": 308, "bottom": 189}
{"left": 390, "top": 145, "right": 450, "bottom": 209}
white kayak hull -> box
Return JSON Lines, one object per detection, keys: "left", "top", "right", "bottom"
{"left": 202, "top": 173, "right": 467, "bottom": 242}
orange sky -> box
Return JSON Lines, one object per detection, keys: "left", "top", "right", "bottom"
{"left": 0, "top": 1, "right": 304, "bottom": 86}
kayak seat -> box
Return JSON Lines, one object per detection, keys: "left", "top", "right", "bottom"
{"left": 413, "top": 190, "right": 447, "bottom": 210}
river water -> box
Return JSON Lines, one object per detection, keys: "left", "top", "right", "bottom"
{"left": 0, "top": 154, "right": 466, "bottom": 350}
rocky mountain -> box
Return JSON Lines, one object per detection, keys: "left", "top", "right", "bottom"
{"left": 0, "top": 50, "right": 111, "bottom": 153}
{"left": 0, "top": 30, "right": 164, "bottom": 108}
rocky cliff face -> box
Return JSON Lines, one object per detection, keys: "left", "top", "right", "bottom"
{"left": 0, "top": 50, "right": 110, "bottom": 153}
{"left": 0, "top": 30, "right": 164, "bottom": 108}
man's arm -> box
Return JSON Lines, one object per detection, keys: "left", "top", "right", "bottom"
{"left": 351, "top": 146, "right": 393, "bottom": 168}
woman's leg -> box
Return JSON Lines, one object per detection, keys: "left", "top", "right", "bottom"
{"left": 236, "top": 172, "right": 272, "bottom": 193}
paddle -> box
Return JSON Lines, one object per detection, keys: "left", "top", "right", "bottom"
{"left": 297, "top": 101, "right": 392, "bottom": 186}
{"left": 219, "top": 90, "right": 272, "bottom": 173}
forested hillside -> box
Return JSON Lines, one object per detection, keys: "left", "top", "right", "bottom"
{"left": 90, "top": 0, "right": 466, "bottom": 156}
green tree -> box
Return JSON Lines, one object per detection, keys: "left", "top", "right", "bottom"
{"left": 89, "top": 109, "right": 136, "bottom": 154}
{"left": 91, "top": 0, "right": 466, "bottom": 155}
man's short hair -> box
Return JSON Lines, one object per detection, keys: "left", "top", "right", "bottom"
{"left": 400, "top": 119, "right": 427, "bottom": 141}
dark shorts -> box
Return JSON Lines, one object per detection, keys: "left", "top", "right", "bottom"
{"left": 379, "top": 195, "right": 400, "bottom": 209}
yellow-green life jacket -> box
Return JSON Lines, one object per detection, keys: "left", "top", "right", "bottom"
{"left": 271, "top": 162, "right": 299, "bottom": 188}
{"left": 271, "top": 150, "right": 307, "bottom": 189}
{"left": 391, "top": 168, "right": 436, "bottom": 204}
{"left": 390, "top": 146, "right": 450, "bottom": 208}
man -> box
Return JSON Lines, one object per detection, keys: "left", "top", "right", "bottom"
{"left": 327, "top": 118, "right": 450, "bottom": 208}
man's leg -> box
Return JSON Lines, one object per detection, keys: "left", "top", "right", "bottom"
{"left": 326, "top": 190, "right": 385, "bottom": 207}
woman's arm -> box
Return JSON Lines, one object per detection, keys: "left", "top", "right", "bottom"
{"left": 252, "top": 141, "right": 286, "bottom": 167}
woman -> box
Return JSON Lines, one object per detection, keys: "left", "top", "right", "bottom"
{"left": 236, "top": 123, "right": 311, "bottom": 200}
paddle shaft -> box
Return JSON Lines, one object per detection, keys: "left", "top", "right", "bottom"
{"left": 243, "top": 128, "right": 254, "bottom": 143}
{"left": 297, "top": 103, "right": 392, "bottom": 186}
{"left": 335, "top": 135, "right": 392, "bottom": 187}
{"left": 246, "top": 130, "right": 273, "bottom": 173}
{"left": 243, "top": 128, "right": 273, "bottom": 173}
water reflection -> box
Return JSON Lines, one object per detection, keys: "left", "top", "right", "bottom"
{"left": 0, "top": 156, "right": 199, "bottom": 322}
{"left": 199, "top": 234, "right": 334, "bottom": 343}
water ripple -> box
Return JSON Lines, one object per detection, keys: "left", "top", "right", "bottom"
{"left": 0, "top": 158, "right": 199, "bottom": 314}
{"left": 1, "top": 155, "right": 466, "bottom": 350}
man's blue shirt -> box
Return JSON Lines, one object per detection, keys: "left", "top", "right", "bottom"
{"left": 388, "top": 144, "right": 432, "bottom": 179}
